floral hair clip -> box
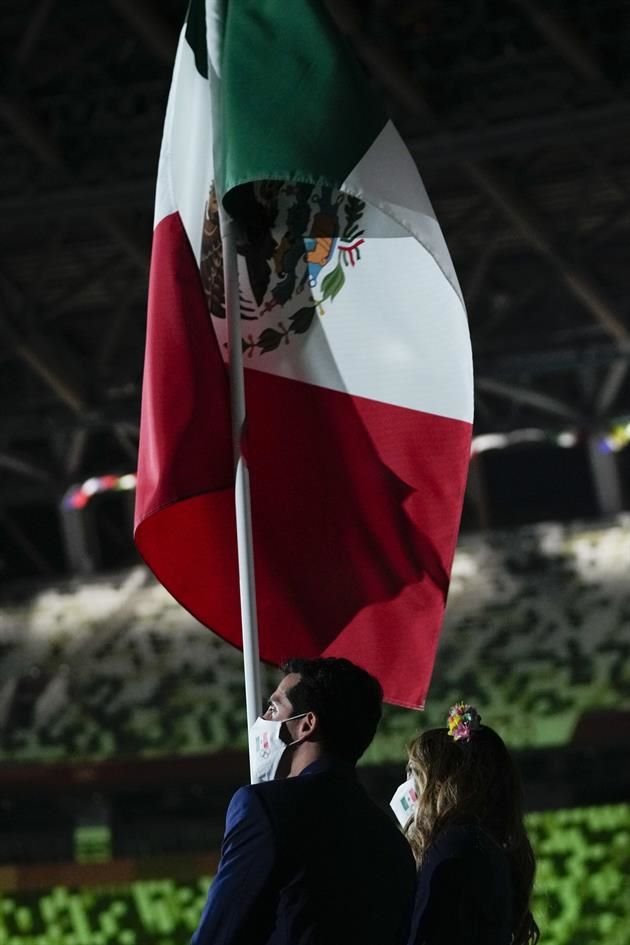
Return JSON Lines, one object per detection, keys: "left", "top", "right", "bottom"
{"left": 447, "top": 702, "right": 482, "bottom": 742}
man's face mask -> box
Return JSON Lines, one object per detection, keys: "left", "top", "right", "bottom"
{"left": 248, "top": 713, "right": 308, "bottom": 783}
{"left": 389, "top": 776, "right": 418, "bottom": 830}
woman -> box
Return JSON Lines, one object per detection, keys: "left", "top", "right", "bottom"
{"left": 391, "top": 703, "right": 539, "bottom": 945}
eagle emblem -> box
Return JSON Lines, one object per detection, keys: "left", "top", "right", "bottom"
{"left": 201, "top": 181, "right": 366, "bottom": 356}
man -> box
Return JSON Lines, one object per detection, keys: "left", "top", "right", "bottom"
{"left": 192, "top": 657, "right": 416, "bottom": 945}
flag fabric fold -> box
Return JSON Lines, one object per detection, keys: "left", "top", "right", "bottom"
{"left": 134, "top": 0, "right": 473, "bottom": 709}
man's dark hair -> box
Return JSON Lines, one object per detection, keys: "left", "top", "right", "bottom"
{"left": 281, "top": 657, "right": 383, "bottom": 763}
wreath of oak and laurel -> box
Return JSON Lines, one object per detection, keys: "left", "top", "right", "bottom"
{"left": 200, "top": 181, "right": 366, "bottom": 356}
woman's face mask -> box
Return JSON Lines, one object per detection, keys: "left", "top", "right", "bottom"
{"left": 389, "top": 776, "right": 418, "bottom": 830}
{"left": 248, "top": 713, "right": 307, "bottom": 783}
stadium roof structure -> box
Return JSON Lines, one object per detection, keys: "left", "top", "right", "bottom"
{"left": 0, "top": 0, "right": 629, "bottom": 563}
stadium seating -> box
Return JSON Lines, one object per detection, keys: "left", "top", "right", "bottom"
{"left": 0, "top": 804, "right": 627, "bottom": 945}
{"left": 0, "top": 516, "right": 629, "bottom": 763}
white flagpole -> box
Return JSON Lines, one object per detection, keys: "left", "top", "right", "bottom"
{"left": 219, "top": 202, "right": 263, "bottom": 783}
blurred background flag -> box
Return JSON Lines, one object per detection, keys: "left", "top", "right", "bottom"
{"left": 134, "top": 0, "right": 473, "bottom": 709}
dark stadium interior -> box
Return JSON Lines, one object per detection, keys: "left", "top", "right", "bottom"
{"left": 2, "top": 0, "right": 630, "bottom": 578}
{"left": 0, "top": 1, "right": 629, "bottom": 943}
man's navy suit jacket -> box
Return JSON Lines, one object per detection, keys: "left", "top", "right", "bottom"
{"left": 191, "top": 759, "right": 416, "bottom": 945}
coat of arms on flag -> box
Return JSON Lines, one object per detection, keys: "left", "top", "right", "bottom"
{"left": 201, "top": 183, "right": 367, "bottom": 356}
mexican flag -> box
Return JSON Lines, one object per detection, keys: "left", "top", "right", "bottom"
{"left": 134, "top": 0, "right": 473, "bottom": 708}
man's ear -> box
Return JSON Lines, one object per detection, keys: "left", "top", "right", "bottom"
{"left": 298, "top": 710, "right": 319, "bottom": 740}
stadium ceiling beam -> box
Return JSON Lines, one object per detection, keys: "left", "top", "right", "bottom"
{"left": 595, "top": 359, "right": 630, "bottom": 418}
{"left": 476, "top": 343, "right": 630, "bottom": 378}
{"left": 65, "top": 427, "right": 89, "bottom": 478}
{"left": 0, "top": 510, "right": 55, "bottom": 575}
{"left": 15, "top": 0, "right": 57, "bottom": 68}
{"left": 96, "top": 300, "right": 135, "bottom": 371}
{"left": 408, "top": 102, "right": 630, "bottom": 168}
{"left": 463, "top": 238, "right": 499, "bottom": 313}
{"left": 0, "top": 181, "right": 154, "bottom": 219}
{"left": 0, "top": 452, "right": 57, "bottom": 486}
{"left": 100, "top": 216, "right": 148, "bottom": 275}
{"left": 510, "top": 0, "right": 608, "bottom": 85}
{"left": 475, "top": 378, "right": 581, "bottom": 422}
{"left": 0, "top": 404, "right": 139, "bottom": 441}
{"left": 325, "top": 0, "right": 630, "bottom": 351}
{"left": 108, "top": 0, "right": 177, "bottom": 65}
{"left": 323, "top": 0, "right": 433, "bottom": 119}
{"left": 0, "top": 271, "right": 91, "bottom": 416}
{"left": 0, "top": 95, "right": 148, "bottom": 274}
{"left": 512, "top": 0, "right": 626, "bottom": 433}
{"left": 0, "top": 96, "right": 65, "bottom": 172}
{"left": 107, "top": 0, "right": 606, "bottom": 102}
{"left": 0, "top": 101, "right": 629, "bottom": 226}
{"left": 465, "top": 162, "right": 630, "bottom": 346}
{"left": 112, "top": 423, "right": 139, "bottom": 463}
{"left": 0, "top": 315, "right": 88, "bottom": 417}
{"left": 0, "top": 480, "right": 58, "bottom": 506}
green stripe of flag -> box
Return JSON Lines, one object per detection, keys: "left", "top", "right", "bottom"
{"left": 184, "top": 0, "right": 388, "bottom": 204}
{"left": 221, "top": 0, "right": 387, "bottom": 199}
{"left": 185, "top": 0, "right": 209, "bottom": 79}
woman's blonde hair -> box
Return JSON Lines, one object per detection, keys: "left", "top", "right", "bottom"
{"left": 406, "top": 724, "right": 539, "bottom": 945}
